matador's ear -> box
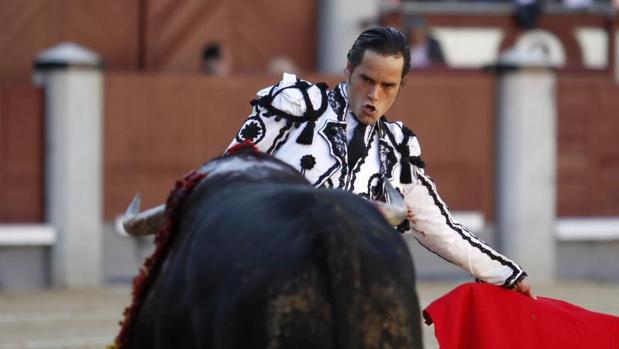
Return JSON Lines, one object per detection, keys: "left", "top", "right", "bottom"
{"left": 344, "top": 62, "right": 353, "bottom": 80}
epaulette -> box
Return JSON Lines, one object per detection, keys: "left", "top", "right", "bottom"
{"left": 250, "top": 74, "right": 329, "bottom": 145}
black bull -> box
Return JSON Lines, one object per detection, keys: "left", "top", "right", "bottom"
{"left": 117, "top": 148, "right": 423, "bottom": 349}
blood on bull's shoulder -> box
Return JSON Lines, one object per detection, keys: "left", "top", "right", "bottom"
{"left": 114, "top": 145, "right": 423, "bottom": 349}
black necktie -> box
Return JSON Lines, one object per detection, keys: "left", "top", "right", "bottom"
{"left": 348, "top": 122, "right": 368, "bottom": 170}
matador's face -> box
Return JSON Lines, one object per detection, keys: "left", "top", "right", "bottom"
{"left": 345, "top": 50, "right": 404, "bottom": 125}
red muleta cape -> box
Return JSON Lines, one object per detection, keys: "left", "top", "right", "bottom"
{"left": 424, "top": 283, "right": 619, "bottom": 349}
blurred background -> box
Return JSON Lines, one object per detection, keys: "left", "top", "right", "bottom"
{"left": 0, "top": 0, "right": 618, "bottom": 291}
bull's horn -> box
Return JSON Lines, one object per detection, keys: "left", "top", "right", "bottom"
{"left": 371, "top": 182, "right": 408, "bottom": 226}
{"left": 122, "top": 194, "right": 166, "bottom": 236}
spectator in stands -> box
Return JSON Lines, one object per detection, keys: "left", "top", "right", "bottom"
{"left": 404, "top": 17, "right": 446, "bottom": 69}
{"left": 201, "top": 42, "right": 232, "bottom": 76}
{"left": 513, "top": 0, "right": 541, "bottom": 30}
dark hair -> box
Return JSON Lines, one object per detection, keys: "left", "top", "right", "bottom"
{"left": 202, "top": 43, "right": 221, "bottom": 60}
{"left": 347, "top": 26, "right": 411, "bottom": 79}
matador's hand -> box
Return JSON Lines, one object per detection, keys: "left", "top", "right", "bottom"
{"left": 515, "top": 279, "right": 537, "bottom": 300}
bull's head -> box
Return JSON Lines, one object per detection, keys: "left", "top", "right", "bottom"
{"left": 115, "top": 146, "right": 422, "bottom": 349}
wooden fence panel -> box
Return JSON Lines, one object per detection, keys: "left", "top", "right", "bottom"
{"left": 557, "top": 74, "right": 619, "bottom": 216}
{"left": 0, "top": 86, "right": 44, "bottom": 222}
{"left": 0, "top": 0, "right": 140, "bottom": 86}
{"left": 143, "top": 0, "right": 317, "bottom": 74}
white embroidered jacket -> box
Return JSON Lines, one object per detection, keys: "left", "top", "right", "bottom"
{"left": 227, "top": 73, "right": 526, "bottom": 287}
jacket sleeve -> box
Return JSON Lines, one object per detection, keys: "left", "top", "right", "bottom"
{"left": 401, "top": 141, "right": 526, "bottom": 288}
{"left": 226, "top": 72, "right": 326, "bottom": 154}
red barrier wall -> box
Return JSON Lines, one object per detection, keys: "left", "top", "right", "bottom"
{"left": 0, "top": 86, "right": 44, "bottom": 222}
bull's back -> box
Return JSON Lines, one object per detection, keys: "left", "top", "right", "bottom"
{"left": 129, "top": 183, "right": 422, "bottom": 349}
